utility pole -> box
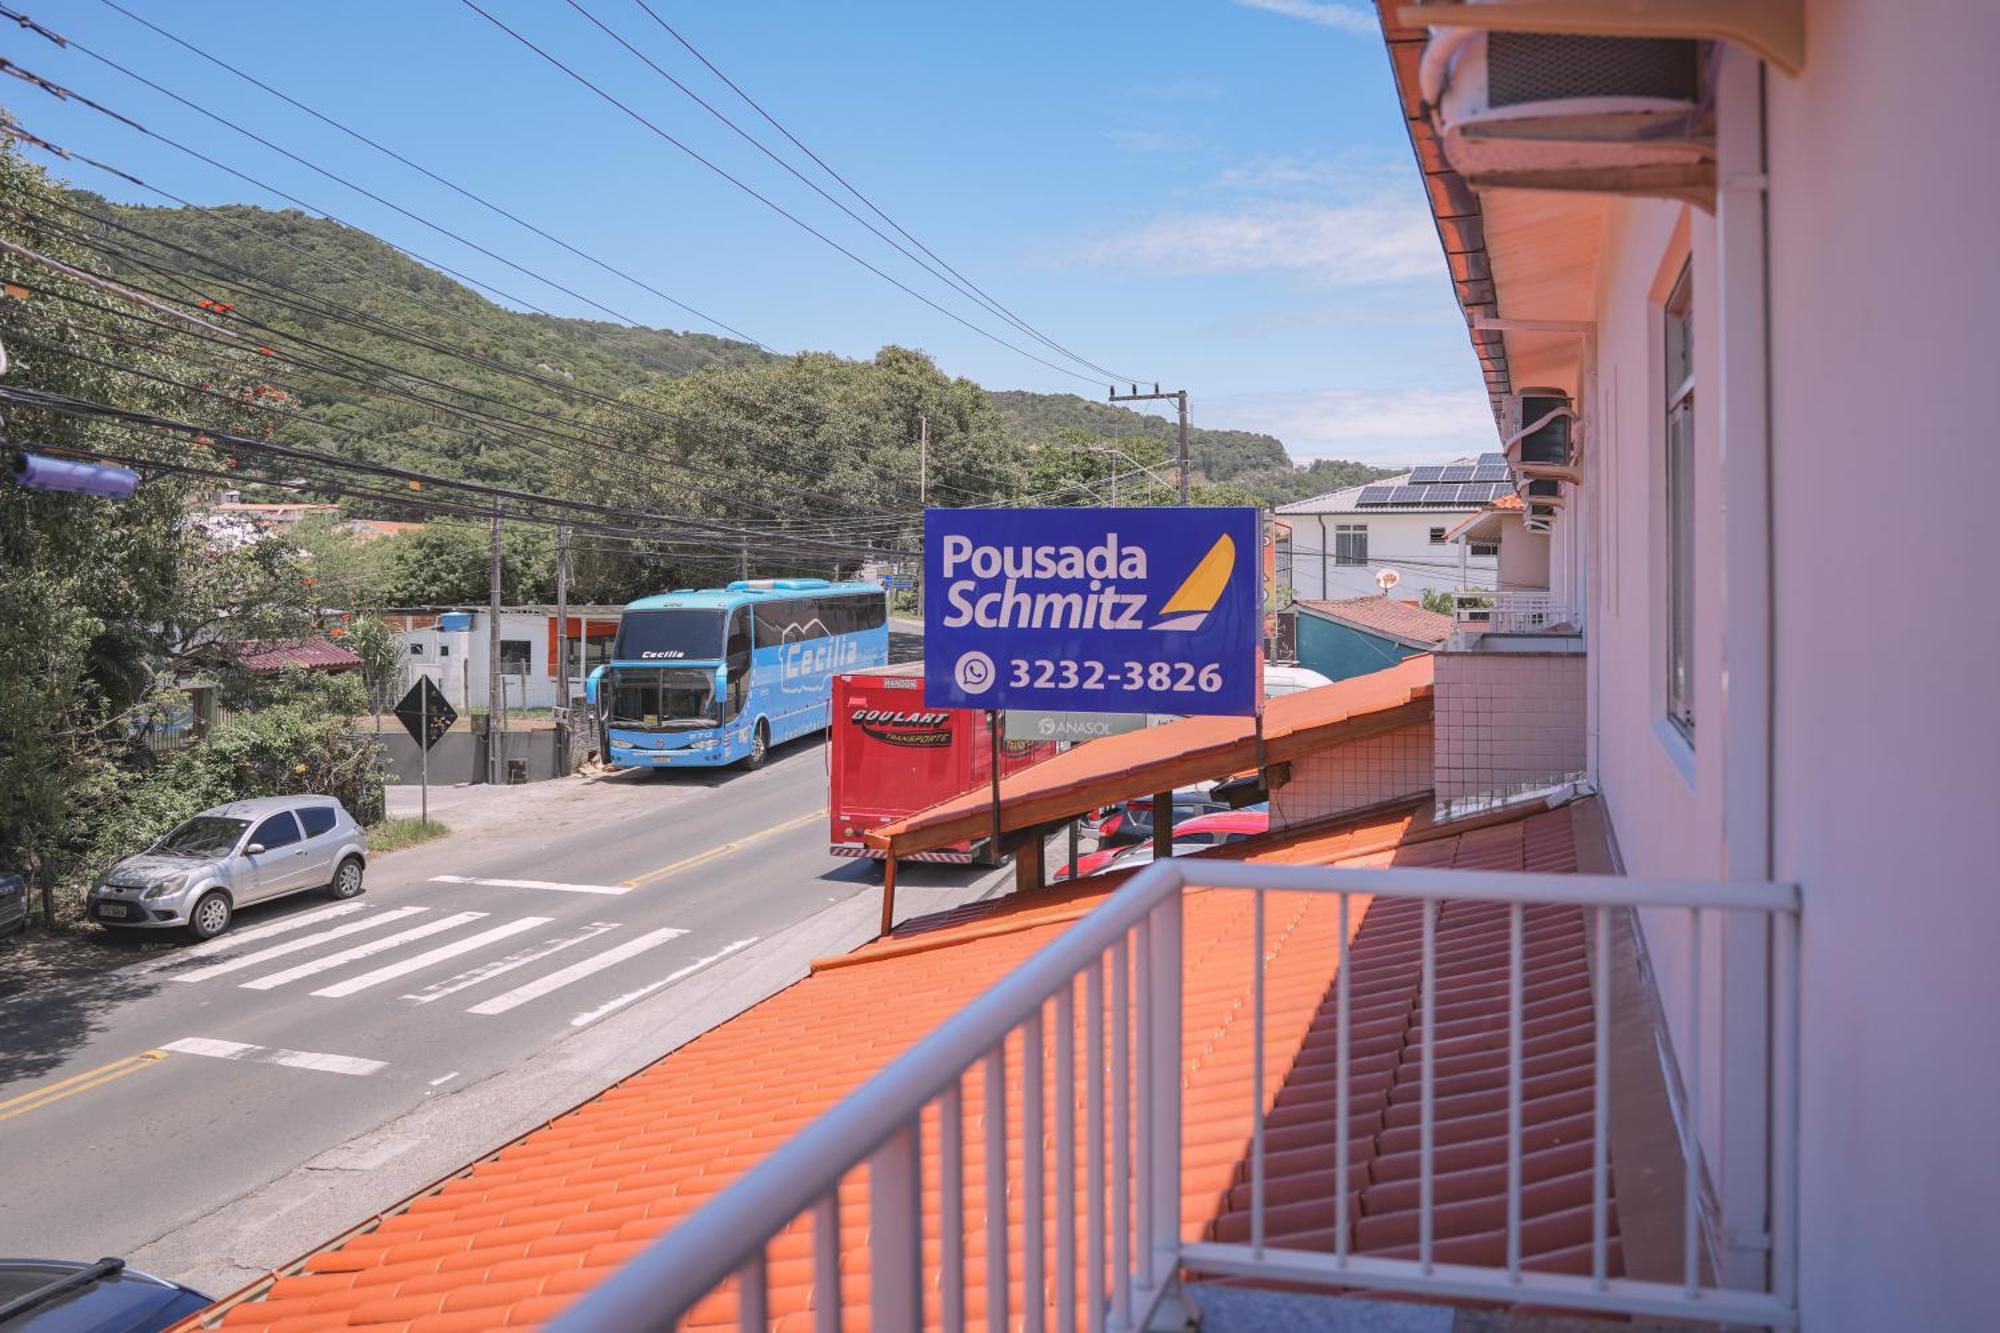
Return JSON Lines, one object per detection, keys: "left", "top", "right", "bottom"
{"left": 554, "top": 522, "right": 571, "bottom": 722}
{"left": 487, "top": 501, "right": 503, "bottom": 785}
{"left": 739, "top": 535, "right": 749, "bottom": 581}
{"left": 919, "top": 412, "right": 928, "bottom": 507}
{"left": 1108, "top": 383, "right": 1192, "bottom": 503}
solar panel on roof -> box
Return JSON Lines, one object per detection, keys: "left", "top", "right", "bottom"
{"left": 1477, "top": 452, "right": 1509, "bottom": 468}
{"left": 1355, "top": 485, "right": 1395, "bottom": 505}
{"left": 1419, "top": 484, "right": 1460, "bottom": 504}
{"left": 1441, "top": 464, "right": 1476, "bottom": 483}
{"left": 1473, "top": 466, "right": 1512, "bottom": 483}
{"left": 1389, "top": 485, "right": 1423, "bottom": 504}
{"left": 1410, "top": 466, "right": 1446, "bottom": 484}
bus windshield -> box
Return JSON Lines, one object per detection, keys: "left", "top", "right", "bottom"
{"left": 607, "top": 667, "right": 717, "bottom": 731}
{"left": 614, "top": 609, "right": 722, "bottom": 662}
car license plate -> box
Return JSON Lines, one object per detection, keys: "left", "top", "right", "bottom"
{"left": 98, "top": 902, "right": 128, "bottom": 919}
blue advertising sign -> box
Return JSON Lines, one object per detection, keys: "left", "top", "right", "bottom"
{"left": 924, "top": 507, "right": 1262, "bottom": 717}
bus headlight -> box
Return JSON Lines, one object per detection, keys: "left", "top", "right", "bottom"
{"left": 689, "top": 737, "right": 720, "bottom": 750}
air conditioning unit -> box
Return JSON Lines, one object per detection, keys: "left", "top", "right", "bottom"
{"left": 1504, "top": 386, "right": 1583, "bottom": 486}
{"left": 1419, "top": 26, "right": 1712, "bottom": 199}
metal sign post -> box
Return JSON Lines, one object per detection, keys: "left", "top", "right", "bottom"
{"left": 987, "top": 709, "right": 1003, "bottom": 866}
{"left": 394, "top": 677, "right": 457, "bottom": 828}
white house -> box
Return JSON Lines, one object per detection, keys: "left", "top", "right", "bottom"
{"left": 1275, "top": 454, "right": 1510, "bottom": 600}
{"left": 385, "top": 606, "right": 622, "bottom": 713}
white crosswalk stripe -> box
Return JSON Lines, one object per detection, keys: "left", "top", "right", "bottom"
{"left": 467, "top": 925, "right": 690, "bottom": 1016}
{"left": 401, "top": 921, "right": 621, "bottom": 1005}
{"left": 239, "top": 912, "right": 491, "bottom": 991}
{"left": 130, "top": 901, "right": 371, "bottom": 974}
{"left": 310, "top": 917, "right": 551, "bottom": 998}
{"left": 168, "top": 907, "right": 430, "bottom": 983}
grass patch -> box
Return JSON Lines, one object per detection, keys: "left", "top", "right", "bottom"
{"left": 367, "top": 817, "right": 450, "bottom": 853}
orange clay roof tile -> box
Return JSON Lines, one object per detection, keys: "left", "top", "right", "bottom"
{"left": 196, "top": 796, "right": 1607, "bottom": 1331}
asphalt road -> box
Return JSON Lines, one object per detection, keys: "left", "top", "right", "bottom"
{"left": 0, "top": 623, "right": 998, "bottom": 1288}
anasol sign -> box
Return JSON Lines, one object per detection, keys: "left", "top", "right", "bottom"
{"left": 924, "top": 507, "right": 1262, "bottom": 717}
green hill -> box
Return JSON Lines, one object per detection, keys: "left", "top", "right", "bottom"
{"left": 987, "top": 389, "right": 1292, "bottom": 482}
{"left": 62, "top": 194, "right": 1397, "bottom": 507}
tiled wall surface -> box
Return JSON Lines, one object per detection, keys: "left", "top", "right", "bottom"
{"left": 1272, "top": 720, "right": 1434, "bottom": 828}
{"left": 1434, "top": 651, "right": 1587, "bottom": 800}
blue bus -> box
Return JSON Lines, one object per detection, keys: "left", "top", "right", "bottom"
{"left": 586, "top": 579, "right": 889, "bottom": 769}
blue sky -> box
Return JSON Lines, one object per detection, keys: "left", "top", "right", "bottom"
{"left": 10, "top": 0, "right": 1495, "bottom": 467}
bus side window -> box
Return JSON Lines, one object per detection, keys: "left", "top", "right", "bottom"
{"left": 726, "top": 608, "right": 752, "bottom": 718}
{"left": 754, "top": 600, "right": 791, "bottom": 649}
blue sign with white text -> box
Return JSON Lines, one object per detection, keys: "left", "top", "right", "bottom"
{"left": 924, "top": 507, "right": 1262, "bottom": 717}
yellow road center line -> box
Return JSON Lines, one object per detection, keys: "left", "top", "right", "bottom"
{"left": 621, "top": 808, "right": 827, "bottom": 888}
{"left": 0, "top": 1049, "right": 167, "bottom": 1122}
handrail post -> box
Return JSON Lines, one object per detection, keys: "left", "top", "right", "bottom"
{"left": 1144, "top": 879, "right": 1184, "bottom": 1292}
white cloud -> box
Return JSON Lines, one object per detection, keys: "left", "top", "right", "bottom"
{"left": 1208, "top": 387, "right": 1498, "bottom": 466}
{"left": 1080, "top": 200, "right": 1439, "bottom": 286}
{"left": 1229, "top": 0, "right": 1377, "bottom": 35}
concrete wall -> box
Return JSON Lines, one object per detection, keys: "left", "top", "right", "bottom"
{"left": 1282, "top": 511, "right": 1498, "bottom": 601}
{"left": 1571, "top": 13, "right": 2000, "bottom": 1324}
{"left": 1294, "top": 611, "right": 1424, "bottom": 683}
{"left": 373, "top": 726, "right": 568, "bottom": 785}
{"left": 1270, "top": 720, "right": 1433, "bottom": 830}
{"left": 1433, "top": 651, "right": 1587, "bottom": 803}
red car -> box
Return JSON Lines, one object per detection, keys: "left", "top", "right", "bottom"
{"left": 1170, "top": 808, "right": 1269, "bottom": 847}
{"left": 1055, "top": 807, "right": 1270, "bottom": 883}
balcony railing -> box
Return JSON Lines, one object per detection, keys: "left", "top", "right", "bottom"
{"left": 1451, "top": 590, "right": 1570, "bottom": 636}
{"left": 550, "top": 861, "right": 1800, "bottom": 1332}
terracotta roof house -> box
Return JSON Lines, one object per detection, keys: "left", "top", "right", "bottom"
{"left": 1287, "top": 597, "right": 1451, "bottom": 684}
{"left": 221, "top": 637, "right": 364, "bottom": 675}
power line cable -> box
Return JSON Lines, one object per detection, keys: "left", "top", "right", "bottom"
{"left": 71, "top": 0, "right": 772, "bottom": 351}
{"left": 0, "top": 362, "right": 913, "bottom": 559}
{"left": 563, "top": 0, "right": 1136, "bottom": 385}
{"left": 456, "top": 0, "right": 1111, "bottom": 388}
{"left": 626, "top": 0, "right": 1141, "bottom": 385}
{"left": 12, "top": 182, "right": 967, "bottom": 514}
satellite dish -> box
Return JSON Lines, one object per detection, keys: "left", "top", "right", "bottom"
{"left": 1376, "top": 568, "right": 1401, "bottom": 593}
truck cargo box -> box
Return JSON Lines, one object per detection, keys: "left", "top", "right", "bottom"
{"left": 829, "top": 663, "right": 1054, "bottom": 863}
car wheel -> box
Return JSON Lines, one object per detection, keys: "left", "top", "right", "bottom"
{"left": 187, "top": 890, "right": 232, "bottom": 941}
{"left": 742, "top": 720, "right": 770, "bottom": 770}
{"left": 329, "top": 857, "right": 365, "bottom": 899}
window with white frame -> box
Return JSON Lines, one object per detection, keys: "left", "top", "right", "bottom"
{"left": 1470, "top": 540, "right": 1499, "bottom": 558}
{"left": 1333, "top": 523, "right": 1368, "bottom": 566}
{"left": 1428, "top": 526, "right": 1447, "bottom": 545}
{"left": 1664, "top": 261, "right": 1695, "bottom": 740}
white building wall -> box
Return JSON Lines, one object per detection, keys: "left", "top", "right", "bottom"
{"left": 394, "top": 612, "right": 568, "bottom": 712}
{"left": 1572, "top": 14, "right": 2000, "bottom": 1326}
{"left": 1759, "top": 6, "right": 1999, "bottom": 1324}
{"left": 1284, "top": 510, "right": 1498, "bottom": 601}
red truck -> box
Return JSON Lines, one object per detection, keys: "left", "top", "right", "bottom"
{"left": 829, "top": 663, "right": 1055, "bottom": 863}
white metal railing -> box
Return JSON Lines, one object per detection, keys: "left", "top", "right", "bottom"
{"left": 1451, "top": 589, "right": 1570, "bottom": 635}
{"left": 550, "top": 861, "right": 1800, "bottom": 1332}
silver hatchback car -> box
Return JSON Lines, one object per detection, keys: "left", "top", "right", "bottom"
{"left": 87, "top": 795, "right": 369, "bottom": 939}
